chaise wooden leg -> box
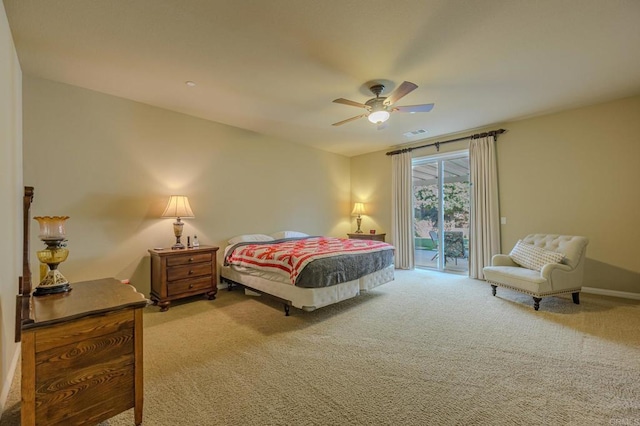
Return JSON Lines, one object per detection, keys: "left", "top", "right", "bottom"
{"left": 533, "top": 297, "right": 541, "bottom": 311}
{"left": 491, "top": 285, "right": 497, "bottom": 296}
{"left": 572, "top": 292, "right": 580, "bottom": 305}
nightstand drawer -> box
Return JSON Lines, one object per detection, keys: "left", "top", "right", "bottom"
{"left": 167, "top": 263, "right": 212, "bottom": 281}
{"left": 167, "top": 277, "right": 213, "bottom": 296}
{"left": 166, "top": 252, "right": 212, "bottom": 267}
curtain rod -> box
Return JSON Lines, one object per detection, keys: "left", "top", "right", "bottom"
{"left": 385, "top": 128, "right": 506, "bottom": 156}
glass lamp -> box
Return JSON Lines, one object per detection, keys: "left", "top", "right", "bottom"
{"left": 351, "top": 202, "right": 366, "bottom": 233}
{"left": 33, "top": 216, "right": 72, "bottom": 296}
{"left": 368, "top": 109, "right": 390, "bottom": 124}
{"left": 161, "top": 195, "right": 195, "bottom": 249}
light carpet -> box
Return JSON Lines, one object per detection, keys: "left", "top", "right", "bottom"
{"left": 2, "top": 269, "right": 639, "bottom": 425}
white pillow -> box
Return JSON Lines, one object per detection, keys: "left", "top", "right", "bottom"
{"left": 227, "top": 234, "right": 274, "bottom": 245}
{"left": 509, "top": 240, "right": 564, "bottom": 271}
{"left": 270, "top": 231, "right": 309, "bottom": 239}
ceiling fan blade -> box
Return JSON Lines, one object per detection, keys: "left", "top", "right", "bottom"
{"left": 333, "top": 98, "right": 368, "bottom": 109}
{"left": 394, "top": 103, "right": 435, "bottom": 113}
{"left": 332, "top": 114, "right": 366, "bottom": 126}
{"left": 383, "top": 81, "right": 418, "bottom": 106}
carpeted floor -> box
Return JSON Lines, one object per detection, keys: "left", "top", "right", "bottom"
{"left": 2, "top": 269, "right": 639, "bottom": 425}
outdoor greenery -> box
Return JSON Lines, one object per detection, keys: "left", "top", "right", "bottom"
{"left": 414, "top": 182, "right": 470, "bottom": 237}
{"left": 415, "top": 237, "right": 437, "bottom": 250}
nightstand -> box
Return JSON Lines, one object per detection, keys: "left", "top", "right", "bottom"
{"left": 148, "top": 245, "right": 219, "bottom": 312}
{"left": 347, "top": 233, "right": 386, "bottom": 242}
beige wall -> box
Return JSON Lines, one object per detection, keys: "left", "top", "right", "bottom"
{"left": 352, "top": 95, "right": 640, "bottom": 293}
{"left": 0, "top": 2, "right": 22, "bottom": 411}
{"left": 350, "top": 150, "right": 393, "bottom": 236}
{"left": 497, "top": 96, "right": 640, "bottom": 293}
{"left": 23, "top": 77, "right": 351, "bottom": 297}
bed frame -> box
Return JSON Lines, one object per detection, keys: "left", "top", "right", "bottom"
{"left": 220, "top": 264, "right": 394, "bottom": 316}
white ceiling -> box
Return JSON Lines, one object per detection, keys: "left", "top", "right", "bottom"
{"left": 4, "top": 0, "right": 640, "bottom": 157}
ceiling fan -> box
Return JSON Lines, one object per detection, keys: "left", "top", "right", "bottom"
{"left": 332, "top": 81, "right": 434, "bottom": 127}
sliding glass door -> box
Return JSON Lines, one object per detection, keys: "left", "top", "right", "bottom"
{"left": 413, "top": 152, "right": 470, "bottom": 273}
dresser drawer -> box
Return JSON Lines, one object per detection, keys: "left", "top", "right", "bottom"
{"left": 167, "top": 263, "right": 212, "bottom": 282}
{"left": 166, "top": 252, "right": 212, "bottom": 267}
{"left": 168, "top": 276, "right": 213, "bottom": 296}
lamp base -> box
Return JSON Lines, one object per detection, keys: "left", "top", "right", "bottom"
{"left": 171, "top": 220, "right": 185, "bottom": 249}
{"left": 355, "top": 216, "right": 363, "bottom": 233}
{"left": 33, "top": 283, "right": 72, "bottom": 297}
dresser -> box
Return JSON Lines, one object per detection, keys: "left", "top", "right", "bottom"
{"left": 148, "top": 245, "right": 219, "bottom": 312}
{"left": 20, "top": 278, "right": 147, "bottom": 426}
{"left": 347, "top": 233, "right": 386, "bottom": 242}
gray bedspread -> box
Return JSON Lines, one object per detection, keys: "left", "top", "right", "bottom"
{"left": 295, "top": 249, "right": 394, "bottom": 288}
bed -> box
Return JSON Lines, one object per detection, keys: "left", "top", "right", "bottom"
{"left": 220, "top": 232, "right": 395, "bottom": 315}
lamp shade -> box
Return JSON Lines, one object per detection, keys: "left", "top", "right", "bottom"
{"left": 368, "top": 109, "right": 390, "bottom": 124}
{"left": 351, "top": 202, "right": 366, "bottom": 216}
{"left": 161, "top": 195, "right": 195, "bottom": 219}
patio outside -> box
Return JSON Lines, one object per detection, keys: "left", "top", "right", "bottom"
{"left": 413, "top": 156, "right": 469, "bottom": 274}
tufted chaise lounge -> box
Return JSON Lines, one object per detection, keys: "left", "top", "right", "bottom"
{"left": 483, "top": 234, "right": 589, "bottom": 310}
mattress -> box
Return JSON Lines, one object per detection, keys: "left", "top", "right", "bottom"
{"left": 220, "top": 264, "right": 394, "bottom": 311}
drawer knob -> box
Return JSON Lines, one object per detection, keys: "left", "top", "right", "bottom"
{"left": 188, "top": 270, "right": 194, "bottom": 275}
{"left": 189, "top": 257, "right": 194, "bottom": 262}
{"left": 189, "top": 284, "right": 194, "bottom": 289}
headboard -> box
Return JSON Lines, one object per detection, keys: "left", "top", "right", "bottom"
{"left": 15, "top": 186, "right": 34, "bottom": 342}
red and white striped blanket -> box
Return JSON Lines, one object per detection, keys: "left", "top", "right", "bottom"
{"left": 225, "top": 236, "right": 393, "bottom": 285}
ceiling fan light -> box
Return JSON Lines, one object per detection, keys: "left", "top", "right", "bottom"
{"left": 368, "top": 110, "right": 390, "bottom": 124}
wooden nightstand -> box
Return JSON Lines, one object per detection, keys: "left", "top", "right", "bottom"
{"left": 347, "top": 233, "right": 386, "bottom": 242}
{"left": 148, "top": 245, "right": 219, "bottom": 312}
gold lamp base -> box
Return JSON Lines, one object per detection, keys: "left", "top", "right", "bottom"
{"left": 35, "top": 243, "right": 72, "bottom": 296}
{"left": 34, "top": 269, "right": 72, "bottom": 296}
{"left": 355, "top": 216, "right": 363, "bottom": 233}
{"left": 171, "top": 219, "right": 186, "bottom": 249}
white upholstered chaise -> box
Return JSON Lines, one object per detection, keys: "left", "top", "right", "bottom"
{"left": 483, "top": 234, "right": 589, "bottom": 310}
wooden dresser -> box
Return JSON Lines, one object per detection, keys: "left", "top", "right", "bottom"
{"left": 148, "top": 245, "right": 219, "bottom": 311}
{"left": 20, "top": 278, "right": 147, "bottom": 426}
{"left": 347, "top": 233, "right": 386, "bottom": 242}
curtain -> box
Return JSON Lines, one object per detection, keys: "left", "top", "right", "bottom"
{"left": 469, "top": 136, "right": 501, "bottom": 279}
{"left": 392, "top": 151, "right": 415, "bottom": 269}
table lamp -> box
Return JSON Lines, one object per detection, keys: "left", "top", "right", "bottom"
{"left": 351, "top": 202, "right": 366, "bottom": 234}
{"left": 161, "top": 195, "right": 195, "bottom": 249}
{"left": 33, "top": 216, "right": 72, "bottom": 296}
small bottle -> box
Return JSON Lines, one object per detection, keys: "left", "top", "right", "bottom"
{"left": 192, "top": 235, "right": 200, "bottom": 247}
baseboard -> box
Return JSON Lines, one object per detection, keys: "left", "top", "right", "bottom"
{"left": 582, "top": 287, "right": 640, "bottom": 300}
{"left": 0, "top": 345, "right": 20, "bottom": 418}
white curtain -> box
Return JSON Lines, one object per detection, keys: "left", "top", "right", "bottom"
{"left": 469, "top": 136, "right": 501, "bottom": 279}
{"left": 392, "top": 151, "right": 415, "bottom": 269}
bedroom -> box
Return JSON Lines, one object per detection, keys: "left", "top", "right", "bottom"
{"left": 1, "top": 1, "right": 640, "bottom": 424}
